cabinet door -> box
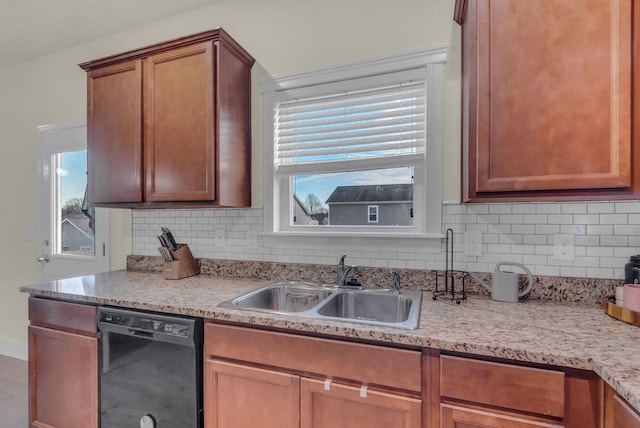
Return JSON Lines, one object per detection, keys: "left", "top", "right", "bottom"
{"left": 612, "top": 395, "right": 640, "bottom": 428}
{"left": 144, "top": 41, "right": 216, "bottom": 202}
{"left": 300, "top": 378, "right": 421, "bottom": 428}
{"left": 463, "top": 0, "right": 632, "bottom": 199}
{"left": 29, "top": 325, "right": 98, "bottom": 428}
{"left": 87, "top": 59, "right": 143, "bottom": 204}
{"left": 204, "top": 359, "right": 299, "bottom": 428}
{"left": 441, "top": 404, "right": 563, "bottom": 428}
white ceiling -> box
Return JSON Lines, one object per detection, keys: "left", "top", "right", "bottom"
{"left": 0, "top": 0, "right": 220, "bottom": 68}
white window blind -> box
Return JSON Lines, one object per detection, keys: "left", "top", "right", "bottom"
{"left": 274, "top": 70, "right": 427, "bottom": 175}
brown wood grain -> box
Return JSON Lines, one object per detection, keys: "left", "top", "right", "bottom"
{"left": 87, "top": 59, "right": 143, "bottom": 204}
{"left": 80, "top": 28, "right": 254, "bottom": 208}
{"left": 300, "top": 377, "right": 422, "bottom": 428}
{"left": 462, "top": 0, "right": 635, "bottom": 201}
{"left": 29, "top": 325, "right": 98, "bottom": 428}
{"left": 205, "top": 323, "right": 422, "bottom": 393}
{"left": 204, "top": 359, "right": 300, "bottom": 428}
{"left": 144, "top": 41, "right": 215, "bottom": 202}
{"left": 440, "top": 355, "right": 565, "bottom": 418}
{"left": 440, "top": 403, "right": 563, "bottom": 427}
{"left": 28, "top": 297, "right": 97, "bottom": 334}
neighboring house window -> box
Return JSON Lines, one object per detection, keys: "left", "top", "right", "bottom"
{"left": 368, "top": 206, "right": 379, "bottom": 223}
{"left": 261, "top": 46, "right": 446, "bottom": 249}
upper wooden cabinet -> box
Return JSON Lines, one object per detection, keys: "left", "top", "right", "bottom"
{"left": 80, "top": 28, "right": 255, "bottom": 207}
{"left": 456, "top": 0, "right": 637, "bottom": 201}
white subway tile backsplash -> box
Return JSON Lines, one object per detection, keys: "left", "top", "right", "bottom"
{"left": 132, "top": 200, "right": 640, "bottom": 281}
{"left": 601, "top": 214, "right": 629, "bottom": 225}
{"left": 523, "top": 214, "right": 548, "bottom": 224}
{"left": 561, "top": 266, "right": 587, "bottom": 277}
{"left": 588, "top": 202, "right": 615, "bottom": 213}
{"left": 601, "top": 236, "right": 627, "bottom": 246}
{"left": 615, "top": 202, "right": 640, "bottom": 213}
{"left": 547, "top": 214, "right": 573, "bottom": 224}
{"left": 535, "top": 224, "right": 560, "bottom": 235}
{"left": 499, "top": 214, "right": 524, "bottom": 224}
{"left": 561, "top": 204, "right": 588, "bottom": 214}
{"left": 512, "top": 204, "right": 536, "bottom": 214}
{"left": 536, "top": 204, "right": 562, "bottom": 214}
{"left": 523, "top": 234, "right": 547, "bottom": 245}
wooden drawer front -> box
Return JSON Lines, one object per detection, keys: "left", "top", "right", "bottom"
{"left": 440, "top": 355, "right": 565, "bottom": 418}
{"left": 205, "top": 323, "right": 422, "bottom": 393}
{"left": 29, "top": 297, "right": 97, "bottom": 334}
{"left": 441, "top": 404, "right": 563, "bottom": 428}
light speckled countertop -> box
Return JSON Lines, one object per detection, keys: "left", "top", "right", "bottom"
{"left": 20, "top": 270, "right": 640, "bottom": 413}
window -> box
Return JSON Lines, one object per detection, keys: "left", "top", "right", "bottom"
{"left": 262, "top": 46, "right": 446, "bottom": 250}
{"left": 368, "top": 206, "right": 379, "bottom": 223}
{"left": 36, "top": 121, "right": 109, "bottom": 281}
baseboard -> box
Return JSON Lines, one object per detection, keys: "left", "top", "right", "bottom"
{"left": 0, "top": 340, "right": 28, "bottom": 361}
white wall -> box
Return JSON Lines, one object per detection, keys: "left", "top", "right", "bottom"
{"left": 0, "top": 0, "right": 458, "bottom": 351}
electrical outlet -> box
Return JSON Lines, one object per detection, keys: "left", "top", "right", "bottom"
{"left": 214, "top": 229, "right": 226, "bottom": 247}
{"left": 464, "top": 231, "right": 483, "bottom": 257}
{"left": 553, "top": 234, "right": 574, "bottom": 261}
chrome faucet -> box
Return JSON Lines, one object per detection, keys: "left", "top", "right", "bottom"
{"left": 390, "top": 271, "right": 401, "bottom": 292}
{"left": 337, "top": 254, "right": 358, "bottom": 286}
{"left": 337, "top": 254, "right": 347, "bottom": 285}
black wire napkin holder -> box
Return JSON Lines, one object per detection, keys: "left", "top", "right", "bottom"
{"left": 431, "top": 228, "right": 469, "bottom": 304}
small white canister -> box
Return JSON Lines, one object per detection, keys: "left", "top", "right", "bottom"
{"left": 615, "top": 285, "right": 625, "bottom": 307}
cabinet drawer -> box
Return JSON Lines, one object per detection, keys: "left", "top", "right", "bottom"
{"left": 29, "top": 297, "right": 97, "bottom": 334}
{"left": 440, "top": 355, "right": 565, "bottom": 418}
{"left": 205, "top": 323, "right": 422, "bottom": 392}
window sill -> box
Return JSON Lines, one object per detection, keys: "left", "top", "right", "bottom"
{"left": 261, "top": 231, "right": 444, "bottom": 252}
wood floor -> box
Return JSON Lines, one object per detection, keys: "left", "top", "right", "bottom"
{"left": 0, "top": 355, "right": 28, "bottom": 427}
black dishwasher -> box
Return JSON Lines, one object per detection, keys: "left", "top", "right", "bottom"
{"left": 98, "top": 307, "right": 204, "bottom": 428}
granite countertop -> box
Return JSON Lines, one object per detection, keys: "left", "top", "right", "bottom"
{"left": 20, "top": 269, "right": 640, "bottom": 413}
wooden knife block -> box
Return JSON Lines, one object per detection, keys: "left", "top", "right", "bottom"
{"left": 163, "top": 244, "right": 200, "bottom": 280}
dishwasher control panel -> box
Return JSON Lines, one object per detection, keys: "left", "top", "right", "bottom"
{"left": 99, "top": 308, "right": 196, "bottom": 339}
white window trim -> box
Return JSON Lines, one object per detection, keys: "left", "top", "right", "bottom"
{"left": 368, "top": 205, "right": 379, "bottom": 223}
{"left": 261, "top": 46, "right": 446, "bottom": 252}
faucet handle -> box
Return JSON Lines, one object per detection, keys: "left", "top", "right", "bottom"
{"left": 390, "top": 271, "right": 400, "bottom": 291}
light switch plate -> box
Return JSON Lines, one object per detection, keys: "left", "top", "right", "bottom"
{"left": 464, "top": 231, "right": 483, "bottom": 257}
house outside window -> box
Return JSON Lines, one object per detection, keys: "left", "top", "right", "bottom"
{"left": 261, "top": 46, "right": 446, "bottom": 250}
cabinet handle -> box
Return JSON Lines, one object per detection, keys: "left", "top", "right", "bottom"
{"left": 360, "top": 384, "right": 368, "bottom": 398}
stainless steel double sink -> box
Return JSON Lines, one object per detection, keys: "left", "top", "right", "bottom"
{"left": 219, "top": 281, "right": 422, "bottom": 329}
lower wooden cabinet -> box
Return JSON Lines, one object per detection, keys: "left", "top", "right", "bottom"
{"left": 204, "top": 323, "right": 423, "bottom": 428}
{"left": 205, "top": 359, "right": 299, "bottom": 428}
{"left": 604, "top": 383, "right": 640, "bottom": 428}
{"left": 28, "top": 297, "right": 98, "bottom": 428}
{"left": 301, "top": 378, "right": 421, "bottom": 428}
{"left": 434, "top": 352, "right": 600, "bottom": 428}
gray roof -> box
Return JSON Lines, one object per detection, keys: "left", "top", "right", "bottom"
{"left": 326, "top": 184, "right": 413, "bottom": 203}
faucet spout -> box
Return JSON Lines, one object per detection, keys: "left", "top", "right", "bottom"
{"left": 390, "top": 271, "right": 401, "bottom": 292}
{"left": 339, "top": 265, "right": 358, "bottom": 287}
{"left": 337, "top": 254, "right": 347, "bottom": 285}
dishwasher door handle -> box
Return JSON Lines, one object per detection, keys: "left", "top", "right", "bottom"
{"left": 129, "top": 329, "right": 154, "bottom": 339}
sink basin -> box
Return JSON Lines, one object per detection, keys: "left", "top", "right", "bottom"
{"left": 220, "top": 281, "right": 422, "bottom": 329}
{"left": 317, "top": 290, "right": 415, "bottom": 324}
{"left": 222, "top": 282, "right": 334, "bottom": 313}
